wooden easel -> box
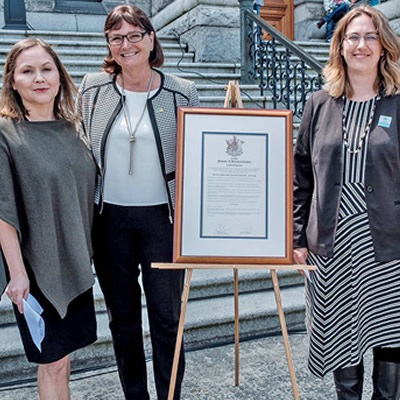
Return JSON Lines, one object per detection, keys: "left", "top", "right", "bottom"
{"left": 152, "top": 263, "right": 316, "bottom": 400}
{"left": 154, "top": 82, "right": 315, "bottom": 399}
{"left": 224, "top": 80, "right": 244, "bottom": 389}
{"left": 224, "top": 80, "right": 244, "bottom": 108}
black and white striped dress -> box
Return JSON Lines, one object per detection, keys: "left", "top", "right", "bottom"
{"left": 306, "top": 97, "right": 400, "bottom": 378}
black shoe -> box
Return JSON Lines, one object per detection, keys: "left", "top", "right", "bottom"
{"left": 371, "top": 359, "right": 400, "bottom": 400}
{"left": 333, "top": 362, "right": 364, "bottom": 400}
{"left": 316, "top": 17, "right": 326, "bottom": 29}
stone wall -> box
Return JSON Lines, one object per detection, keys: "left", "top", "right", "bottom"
{"left": 153, "top": 0, "right": 241, "bottom": 62}
{"left": 0, "top": 0, "right": 398, "bottom": 50}
{"left": 294, "top": 0, "right": 325, "bottom": 41}
{"left": 152, "top": 0, "right": 175, "bottom": 16}
{"left": 0, "top": 0, "right": 152, "bottom": 30}
{"left": 25, "top": 0, "right": 53, "bottom": 12}
{"left": 102, "top": 1, "right": 151, "bottom": 15}
{"left": 0, "top": 0, "right": 151, "bottom": 14}
{"left": 378, "top": 0, "right": 400, "bottom": 34}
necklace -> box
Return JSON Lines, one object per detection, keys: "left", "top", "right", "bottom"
{"left": 342, "top": 95, "right": 379, "bottom": 154}
{"left": 121, "top": 69, "right": 154, "bottom": 175}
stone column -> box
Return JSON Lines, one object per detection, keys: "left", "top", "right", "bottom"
{"left": 3, "top": 0, "right": 29, "bottom": 29}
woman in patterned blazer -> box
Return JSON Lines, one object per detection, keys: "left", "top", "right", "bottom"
{"left": 77, "top": 5, "right": 199, "bottom": 400}
{"left": 293, "top": 5, "right": 400, "bottom": 400}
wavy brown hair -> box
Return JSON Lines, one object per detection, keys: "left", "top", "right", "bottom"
{"left": 323, "top": 4, "right": 400, "bottom": 98}
{"left": 103, "top": 5, "right": 164, "bottom": 75}
{"left": 0, "top": 38, "right": 79, "bottom": 122}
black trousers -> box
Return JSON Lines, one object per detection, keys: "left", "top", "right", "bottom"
{"left": 93, "top": 203, "right": 184, "bottom": 400}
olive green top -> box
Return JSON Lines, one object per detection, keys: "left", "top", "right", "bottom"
{"left": 0, "top": 118, "right": 96, "bottom": 318}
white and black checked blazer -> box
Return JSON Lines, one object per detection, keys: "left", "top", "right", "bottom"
{"left": 77, "top": 70, "right": 199, "bottom": 217}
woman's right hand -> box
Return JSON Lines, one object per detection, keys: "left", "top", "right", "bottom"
{"left": 0, "top": 219, "right": 30, "bottom": 314}
{"left": 6, "top": 272, "right": 30, "bottom": 314}
{"left": 293, "top": 247, "right": 309, "bottom": 278}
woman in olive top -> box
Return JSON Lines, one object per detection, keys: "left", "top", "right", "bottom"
{"left": 0, "top": 38, "right": 97, "bottom": 400}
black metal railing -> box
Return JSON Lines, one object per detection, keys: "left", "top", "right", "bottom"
{"left": 240, "top": 7, "right": 324, "bottom": 118}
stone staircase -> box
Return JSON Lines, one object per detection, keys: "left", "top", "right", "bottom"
{"left": 0, "top": 269, "right": 306, "bottom": 384}
{"left": 0, "top": 30, "right": 330, "bottom": 108}
{"left": 0, "top": 30, "right": 328, "bottom": 385}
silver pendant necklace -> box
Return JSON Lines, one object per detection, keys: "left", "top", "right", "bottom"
{"left": 342, "top": 95, "right": 379, "bottom": 154}
{"left": 121, "top": 69, "right": 154, "bottom": 175}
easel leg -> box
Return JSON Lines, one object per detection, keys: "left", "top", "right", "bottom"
{"left": 270, "top": 269, "right": 300, "bottom": 400}
{"left": 234, "top": 268, "right": 240, "bottom": 386}
{"left": 168, "top": 268, "right": 193, "bottom": 400}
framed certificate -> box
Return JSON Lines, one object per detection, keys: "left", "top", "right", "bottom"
{"left": 173, "top": 107, "right": 293, "bottom": 264}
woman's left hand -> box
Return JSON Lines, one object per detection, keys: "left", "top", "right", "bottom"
{"left": 293, "top": 247, "right": 309, "bottom": 278}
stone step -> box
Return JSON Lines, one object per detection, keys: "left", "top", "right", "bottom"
{"left": 195, "top": 86, "right": 262, "bottom": 101}
{"left": 0, "top": 43, "right": 191, "bottom": 57}
{"left": 0, "top": 59, "right": 240, "bottom": 74}
{"left": 162, "top": 62, "right": 240, "bottom": 74}
{"left": 0, "top": 70, "right": 244, "bottom": 86}
{"left": 0, "top": 281, "right": 305, "bottom": 385}
{"left": 0, "top": 30, "right": 180, "bottom": 46}
{"left": 0, "top": 269, "right": 303, "bottom": 327}
{"left": 0, "top": 30, "right": 105, "bottom": 42}
{"left": 199, "top": 96, "right": 270, "bottom": 109}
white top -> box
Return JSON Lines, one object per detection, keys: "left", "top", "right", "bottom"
{"left": 103, "top": 86, "right": 168, "bottom": 206}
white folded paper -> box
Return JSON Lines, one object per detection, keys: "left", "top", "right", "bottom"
{"left": 22, "top": 294, "right": 45, "bottom": 352}
{"left": 304, "top": 269, "right": 311, "bottom": 282}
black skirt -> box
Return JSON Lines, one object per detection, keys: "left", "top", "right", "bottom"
{"left": 13, "top": 269, "right": 97, "bottom": 364}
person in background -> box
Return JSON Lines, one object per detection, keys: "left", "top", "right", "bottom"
{"left": 294, "top": 5, "right": 400, "bottom": 399}
{"left": 77, "top": 5, "right": 199, "bottom": 400}
{"left": 0, "top": 38, "right": 97, "bottom": 400}
{"left": 317, "top": 0, "right": 355, "bottom": 41}
{"left": 356, "top": 0, "right": 381, "bottom": 6}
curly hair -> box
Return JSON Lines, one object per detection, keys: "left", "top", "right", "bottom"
{"left": 323, "top": 4, "right": 400, "bottom": 98}
{"left": 103, "top": 5, "right": 164, "bottom": 75}
{"left": 0, "top": 38, "right": 79, "bottom": 122}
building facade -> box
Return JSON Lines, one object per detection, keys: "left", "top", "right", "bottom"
{"left": 1, "top": 1, "right": 399, "bottom": 63}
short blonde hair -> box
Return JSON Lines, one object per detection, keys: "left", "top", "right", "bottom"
{"left": 323, "top": 5, "right": 400, "bottom": 98}
{"left": 0, "top": 38, "right": 79, "bottom": 122}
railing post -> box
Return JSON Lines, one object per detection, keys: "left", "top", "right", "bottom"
{"left": 239, "top": 0, "right": 253, "bottom": 84}
{"left": 3, "top": 0, "right": 29, "bottom": 30}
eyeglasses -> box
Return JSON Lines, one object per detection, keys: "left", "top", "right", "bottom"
{"left": 343, "top": 33, "right": 380, "bottom": 45}
{"left": 107, "top": 31, "right": 149, "bottom": 46}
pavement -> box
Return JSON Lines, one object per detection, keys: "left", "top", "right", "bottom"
{"left": 0, "top": 332, "right": 374, "bottom": 400}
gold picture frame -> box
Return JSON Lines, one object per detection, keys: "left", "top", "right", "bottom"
{"left": 173, "top": 107, "right": 293, "bottom": 264}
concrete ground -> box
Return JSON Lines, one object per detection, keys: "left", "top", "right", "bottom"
{"left": 0, "top": 332, "right": 373, "bottom": 400}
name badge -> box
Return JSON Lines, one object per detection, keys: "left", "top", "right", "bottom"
{"left": 378, "top": 115, "right": 392, "bottom": 128}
